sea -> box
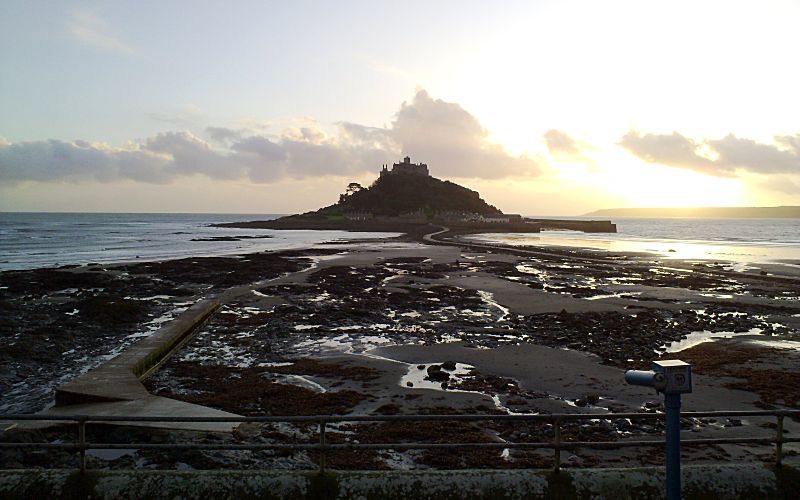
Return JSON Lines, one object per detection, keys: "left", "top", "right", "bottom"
{"left": 1, "top": 213, "right": 799, "bottom": 271}
{"left": 467, "top": 217, "right": 800, "bottom": 265}
{"left": 0, "top": 212, "right": 399, "bottom": 271}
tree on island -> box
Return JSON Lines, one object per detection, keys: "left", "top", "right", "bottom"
{"left": 338, "top": 182, "right": 364, "bottom": 203}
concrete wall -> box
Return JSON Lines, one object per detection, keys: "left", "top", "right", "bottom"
{"left": 1, "top": 464, "right": 797, "bottom": 499}
{"left": 529, "top": 219, "right": 617, "bottom": 233}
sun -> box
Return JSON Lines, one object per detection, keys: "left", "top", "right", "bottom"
{"left": 554, "top": 148, "right": 745, "bottom": 209}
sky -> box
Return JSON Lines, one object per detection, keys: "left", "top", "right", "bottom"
{"left": 1, "top": 0, "right": 799, "bottom": 215}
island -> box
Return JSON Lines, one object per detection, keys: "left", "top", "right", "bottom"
{"left": 221, "top": 156, "right": 617, "bottom": 234}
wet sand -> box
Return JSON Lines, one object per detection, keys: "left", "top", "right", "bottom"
{"left": 2, "top": 232, "right": 799, "bottom": 470}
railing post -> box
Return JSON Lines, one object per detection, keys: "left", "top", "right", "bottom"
{"left": 776, "top": 414, "right": 784, "bottom": 468}
{"left": 553, "top": 417, "right": 561, "bottom": 473}
{"left": 318, "top": 420, "right": 327, "bottom": 474}
{"left": 664, "top": 393, "right": 682, "bottom": 500}
{"left": 77, "top": 416, "right": 87, "bottom": 474}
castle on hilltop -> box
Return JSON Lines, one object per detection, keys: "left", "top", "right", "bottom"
{"left": 380, "top": 156, "right": 429, "bottom": 177}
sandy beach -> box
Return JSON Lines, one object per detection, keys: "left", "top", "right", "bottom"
{"left": 2, "top": 230, "right": 799, "bottom": 470}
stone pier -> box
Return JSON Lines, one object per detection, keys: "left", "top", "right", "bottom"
{"left": 37, "top": 299, "right": 239, "bottom": 432}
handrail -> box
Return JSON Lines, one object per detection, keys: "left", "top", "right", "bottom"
{"left": 1, "top": 409, "right": 797, "bottom": 473}
{"left": 4, "top": 409, "right": 798, "bottom": 423}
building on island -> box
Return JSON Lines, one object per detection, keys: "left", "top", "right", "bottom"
{"left": 343, "top": 211, "right": 374, "bottom": 221}
{"left": 480, "top": 214, "right": 523, "bottom": 224}
{"left": 380, "top": 156, "right": 430, "bottom": 177}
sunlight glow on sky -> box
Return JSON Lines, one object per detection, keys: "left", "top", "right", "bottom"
{"left": 1, "top": 0, "right": 798, "bottom": 214}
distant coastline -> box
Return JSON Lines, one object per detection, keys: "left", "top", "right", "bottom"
{"left": 584, "top": 206, "right": 800, "bottom": 219}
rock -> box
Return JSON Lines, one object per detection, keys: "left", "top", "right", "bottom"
{"left": 440, "top": 361, "right": 457, "bottom": 371}
{"left": 574, "top": 398, "right": 588, "bottom": 407}
{"left": 406, "top": 381, "right": 414, "bottom": 387}
{"left": 567, "top": 454, "right": 583, "bottom": 466}
{"left": 233, "top": 422, "right": 262, "bottom": 441}
{"left": 491, "top": 379, "right": 509, "bottom": 391}
{"left": 417, "top": 364, "right": 426, "bottom": 370}
{"left": 76, "top": 295, "right": 149, "bottom": 325}
{"left": 426, "top": 370, "right": 450, "bottom": 383}
{"left": 586, "top": 394, "right": 600, "bottom": 405}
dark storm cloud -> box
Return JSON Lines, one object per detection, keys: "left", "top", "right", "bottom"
{"left": 0, "top": 90, "right": 539, "bottom": 185}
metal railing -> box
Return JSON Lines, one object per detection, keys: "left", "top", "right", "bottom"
{"left": 2, "top": 410, "right": 798, "bottom": 474}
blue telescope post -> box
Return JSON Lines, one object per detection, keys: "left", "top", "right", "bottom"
{"left": 664, "top": 392, "right": 681, "bottom": 500}
{"left": 625, "top": 360, "right": 692, "bottom": 500}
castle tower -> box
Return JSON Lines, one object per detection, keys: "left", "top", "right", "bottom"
{"left": 380, "top": 156, "right": 430, "bottom": 177}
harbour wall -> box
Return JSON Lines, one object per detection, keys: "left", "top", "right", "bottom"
{"left": 528, "top": 218, "right": 618, "bottom": 233}
{"left": 1, "top": 464, "right": 797, "bottom": 499}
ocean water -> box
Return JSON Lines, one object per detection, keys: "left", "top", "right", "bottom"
{"left": 0, "top": 212, "right": 400, "bottom": 271}
{"left": 2, "top": 213, "right": 800, "bottom": 271}
{"left": 470, "top": 217, "right": 800, "bottom": 264}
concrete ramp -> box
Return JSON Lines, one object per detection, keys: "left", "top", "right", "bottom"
{"left": 39, "top": 298, "right": 240, "bottom": 432}
{"left": 41, "top": 396, "right": 238, "bottom": 433}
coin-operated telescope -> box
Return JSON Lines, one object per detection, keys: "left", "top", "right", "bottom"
{"left": 626, "top": 359, "right": 692, "bottom": 394}
{"left": 625, "top": 360, "right": 692, "bottom": 500}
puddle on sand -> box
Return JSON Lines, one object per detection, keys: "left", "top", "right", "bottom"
{"left": 477, "top": 290, "right": 510, "bottom": 320}
{"left": 87, "top": 448, "right": 137, "bottom": 460}
{"left": 400, "top": 363, "right": 474, "bottom": 390}
{"left": 294, "top": 324, "right": 322, "bottom": 331}
{"left": 699, "top": 293, "right": 735, "bottom": 299}
{"left": 585, "top": 291, "right": 641, "bottom": 301}
{"left": 749, "top": 339, "right": 800, "bottom": 350}
{"left": 515, "top": 263, "right": 547, "bottom": 277}
{"left": 396, "top": 361, "right": 525, "bottom": 413}
{"left": 292, "top": 332, "right": 397, "bottom": 357}
{"left": 265, "top": 373, "right": 328, "bottom": 393}
{"left": 661, "top": 328, "right": 763, "bottom": 353}
{"left": 302, "top": 253, "right": 348, "bottom": 272}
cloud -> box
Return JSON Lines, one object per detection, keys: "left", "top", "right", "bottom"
{"left": 544, "top": 129, "right": 588, "bottom": 161}
{"left": 0, "top": 127, "right": 388, "bottom": 185}
{"left": 709, "top": 135, "right": 800, "bottom": 173}
{"left": 235, "top": 118, "right": 273, "bottom": 134}
{"left": 0, "top": 137, "right": 172, "bottom": 184}
{"left": 389, "top": 89, "right": 539, "bottom": 178}
{"left": 69, "top": 10, "right": 133, "bottom": 55}
{"left": 621, "top": 131, "right": 800, "bottom": 177}
{"left": 0, "top": 90, "right": 539, "bottom": 185}
{"left": 206, "top": 127, "right": 243, "bottom": 143}
{"left": 759, "top": 175, "right": 800, "bottom": 195}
